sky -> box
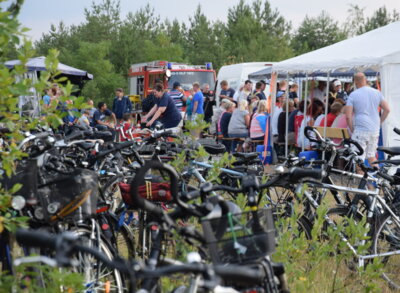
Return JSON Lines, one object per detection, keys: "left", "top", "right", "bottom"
{"left": 3, "top": 0, "right": 400, "bottom": 41}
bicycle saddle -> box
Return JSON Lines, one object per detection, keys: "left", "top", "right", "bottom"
{"left": 377, "top": 146, "right": 400, "bottom": 157}
{"left": 76, "top": 142, "right": 95, "bottom": 150}
{"left": 233, "top": 152, "right": 259, "bottom": 161}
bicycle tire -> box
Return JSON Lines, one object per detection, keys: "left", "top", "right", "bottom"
{"left": 106, "top": 212, "right": 136, "bottom": 259}
{"left": 101, "top": 175, "right": 124, "bottom": 213}
{"left": 70, "top": 227, "right": 125, "bottom": 293}
{"left": 371, "top": 209, "right": 400, "bottom": 289}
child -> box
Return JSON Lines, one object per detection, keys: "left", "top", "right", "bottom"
{"left": 77, "top": 109, "right": 91, "bottom": 129}
{"left": 118, "top": 113, "right": 134, "bottom": 141}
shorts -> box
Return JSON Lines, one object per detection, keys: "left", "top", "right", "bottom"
{"left": 351, "top": 129, "right": 379, "bottom": 160}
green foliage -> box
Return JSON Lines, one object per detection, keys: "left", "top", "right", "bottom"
{"left": 226, "top": 0, "right": 293, "bottom": 62}
{"left": 345, "top": 5, "right": 400, "bottom": 37}
{"left": 273, "top": 194, "right": 384, "bottom": 293}
{"left": 0, "top": 263, "right": 85, "bottom": 292}
{"left": 74, "top": 41, "right": 125, "bottom": 104}
{"left": 186, "top": 5, "right": 228, "bottom": 69}
{"left": 184, "top": 114, "right": 210, "bottom": 139}
{"left": 205, "top": 152, "right": 236, "bottom": 184}
{"left": 292, "top": 11, "right": 347, "bottom": 55}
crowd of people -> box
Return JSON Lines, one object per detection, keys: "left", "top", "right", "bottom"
{"left": 198, "top": 74, "right": 389, "bottom": 163}
{"left": 45, "top": 72, "right": 390, "bottom": 163}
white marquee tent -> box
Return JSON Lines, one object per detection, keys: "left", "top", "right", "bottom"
{"left": 272, "top": 21, "right": 400, "bottom": 147}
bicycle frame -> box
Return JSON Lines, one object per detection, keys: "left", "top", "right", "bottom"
{"left": 300, "top": 179, "right": 400, "bottom": 267}
{"left": 189, "top": 160, "right": 245, "bottom": 183}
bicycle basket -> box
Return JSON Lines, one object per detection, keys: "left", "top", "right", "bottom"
{"left": 1, "top": 159, "right": 38, "bottom": 202}
{"left": 201, "top": 208, "right": 275, "bottom": 264}
{"left": 36, "top": 168, "right": 98, "bottom": 222}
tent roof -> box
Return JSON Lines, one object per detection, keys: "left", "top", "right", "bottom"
{"left": 248, "top": 66, "right": 273, "bottom": 79}
{"left": 5, "top": 56, "right": 93, "bottom": 79}
{"left": 273, "top": 21, "right": 400, "bottom": 74}
{"left": 248, "top": 67, "right": 378, "bottom": 80}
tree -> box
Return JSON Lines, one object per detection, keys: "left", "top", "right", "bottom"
{"left": 73, "top": 41, "right": 125, "bottom": 104}
{"left": 292, "top": 11, "right": 346, "bottom": 55}
{"left": 79, "top": 0, "right": 121, "bottom": 43}
{"left": 226, "top": 0, "right": 293, "bottom": 63}
{"left": 345, "top": 5, "right": 400, "bottom": 37}
{"left": 185, "top": 5, "right": 227, "bottom": 69}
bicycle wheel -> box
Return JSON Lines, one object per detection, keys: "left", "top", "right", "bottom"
{"left": 371, "top": 211, "right": 400, "bottom": 289}
{"left": 71, "top": 227, "right": 125, "bottom": 292}
{"left": 101, "top": 175, "right": 124, "bottom": 213}
{"left": 106, "top": 212, "right": 136, "bottom": 259}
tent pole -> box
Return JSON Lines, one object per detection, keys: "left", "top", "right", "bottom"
{"left": 322, "top": 72, "right": 331, "bottom": 160}
{"left": 285, "top": 72, "right": 289, "bottom": 157}
{"left": 298, "top": 77, "right": 302, "bottom": 101}
{"left": 302, "top": 74, "right": 308, "bottom": 152}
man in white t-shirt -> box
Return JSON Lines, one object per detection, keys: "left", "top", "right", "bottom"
{"left": 344, "top": 72, "right": 390, "bottom": 166}
{"left": 234, "top": 80, "right": 252, "bottom": 103}
{"left": 271, "top": 91, "right": 285, "bottom": 142}
{"left": 309, "top": 81, "right": 327, "bottom": 102}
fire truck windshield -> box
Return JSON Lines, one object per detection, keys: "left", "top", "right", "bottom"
{"left": 168, "top": 71, "right": 215, "bottom": 91}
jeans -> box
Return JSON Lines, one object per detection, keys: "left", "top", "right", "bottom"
{"left": 96, "top": 125, "right": 116, "bottom": 141}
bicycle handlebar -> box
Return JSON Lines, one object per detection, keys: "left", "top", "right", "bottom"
{"left": 16, "top": 228, "right": 57, "bottom": 250}
{"left": 304, "top": 126, "right": 322, "bottom": 143}
{"left": 137, "top": 263, "right": 265, "bottom": 284}
{"left": 182, "top": 167, "right": 322, "bottom": 201}
{"left": 343, "top": 138, "right": 363, "bottom": 156}
{"left": 94, "top": 140, "right": 136, "bottom": 160}
{"left": 16, "top": 229, "right": 133, "bottom": 275}
{"left": 304, "top": 126, "right": 364, "bottom": 156}
{"left": 16, "top": 229, "right": 265, "bottom": 286}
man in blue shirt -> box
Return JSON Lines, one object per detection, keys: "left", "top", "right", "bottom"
{"left": 219, "top": 80, "right": 235, "bottom": 103}
{"left": 112, "top": 88, "right": 132, "bottom": 122}
{"left": 93, "top": 102, "right": 117, "bottom": 130}
{"left": 142, "top": 83, "right": 182, "bottom": 129}
{"left": 42, "top": 89, "right": 52, "bottom": 108}
{"left": 192, "top": 82, "right": 204, "bottom": 119}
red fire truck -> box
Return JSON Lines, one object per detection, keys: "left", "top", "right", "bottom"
{"left": 128, "top": 61, "right": 216, "bottom": 102}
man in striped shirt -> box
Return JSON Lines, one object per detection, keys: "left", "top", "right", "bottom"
{"left": 169, "top": 82, "right": 185, "bottom": 112}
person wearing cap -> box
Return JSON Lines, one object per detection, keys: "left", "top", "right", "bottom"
{"left": 169, "top": 81, "right": 186, "bottom": 112}
{"left": 112, "top": 88, "right": 132, "bottom": 122}
{"left": 328, "top": 79, "right": 345, "bottom": 105}
{"left": 334, "top": 79, "right": 347, "bottom": 103}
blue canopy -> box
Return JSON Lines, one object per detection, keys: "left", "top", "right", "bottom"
{"left": 5, "top": 56, "right": 93, "bottom": 79}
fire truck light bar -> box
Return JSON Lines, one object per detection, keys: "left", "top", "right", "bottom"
{"left": 130, "top": 61, "right": 213, "bottom": 72}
